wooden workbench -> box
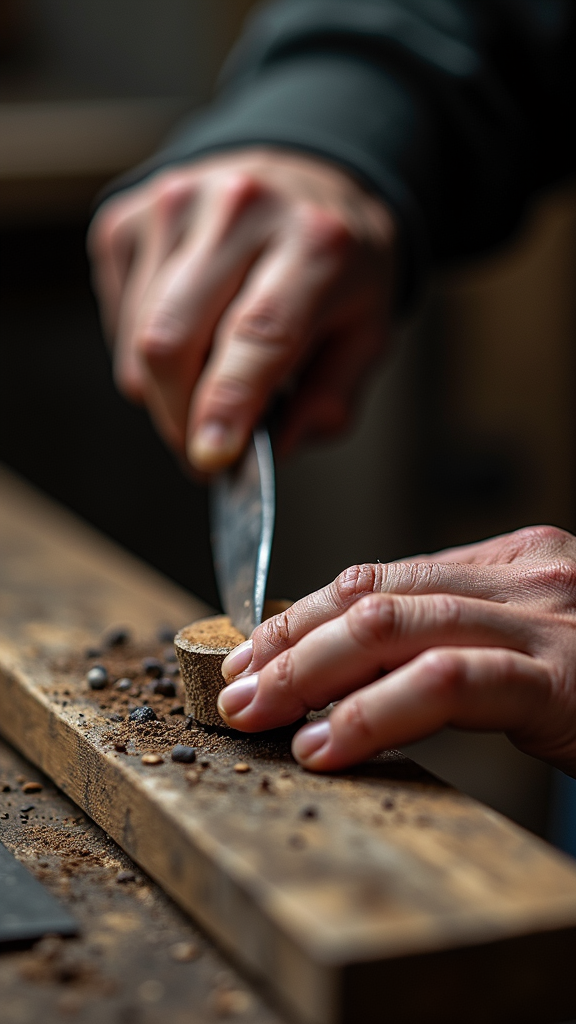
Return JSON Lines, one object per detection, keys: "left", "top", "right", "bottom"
{"left": 1, "top": 464, "right": 576, "bottom": 1024}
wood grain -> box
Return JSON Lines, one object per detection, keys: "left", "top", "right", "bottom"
{"left": 0, "top": 465, "right": 575, "bottom": 1024}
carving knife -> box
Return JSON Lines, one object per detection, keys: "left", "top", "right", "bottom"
{"left": 210, "top": 428, "right": 275, "bottom": 638}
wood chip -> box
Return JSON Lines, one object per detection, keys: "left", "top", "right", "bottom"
{"left": 212, "top": 987, "right": 253, "bottom": 1016}
{"left": 233, "top": 763, "right": 251, "bottom": 774}
{"left": 22, "top": 781, "right": 43, "bottom": 793}
{"left": 169, "top": 940, "right": 200, "bottom": 962}
{"left": 141, "top": 753, "right": 163, "bottom": 766}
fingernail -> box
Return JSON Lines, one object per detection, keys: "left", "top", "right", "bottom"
{"left": 222, "top": 639, "right": 253, "bottom": 681}
{"left": 188, "top": 420, "right": 242, "bottom": 471}
{"left": 217, "top": 673, "right": 258, "bottom": 721}
{"left": 292, "top": 721, "right": 331, "bottom": 763}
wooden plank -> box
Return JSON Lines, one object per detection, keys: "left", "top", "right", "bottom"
{"left": 0, "top": 464, "right": 576, "bottom": 1024}
{"left": 0, "top": 735, "right": 282, "bottom": 1023}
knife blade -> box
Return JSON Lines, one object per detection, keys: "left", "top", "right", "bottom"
{"left": 210, "top": 428, "right": 275, "bottom": 638}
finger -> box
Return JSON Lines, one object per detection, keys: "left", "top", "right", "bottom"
{"left": 230, "top": 559, "right": 525, "bottom": 679}
{"left": 127, "top": 174, "right": 270, "bottom": 451}
{"left": 113, "top": 176, "right": 202, "bottom": 408}
{"left": 218, "top": 591, "right": 537, "bottom": 731}
{"left": 88, "top": 189, "right": 152, "bottom": 343}
{"left": 187, "top": 203, "right": 352, "bottom": 472}
{"left": 290, "top": 647, "right": 552, "bottom": 771}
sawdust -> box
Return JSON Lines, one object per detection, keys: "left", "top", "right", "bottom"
{"left": 178, "top": 616, "right": 246, "bottom": 652}
{"left": 45, "top": 629, "right": 304, "bottom": 766}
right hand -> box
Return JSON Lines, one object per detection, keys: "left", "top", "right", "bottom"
{"left": 88, "top": 147, "right": 397, "bottom": 472}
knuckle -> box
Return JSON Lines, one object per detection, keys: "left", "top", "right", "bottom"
{"left": 338, "top": 694, "right": 374, "bottom": 742}
{"left": 332, "top": 564, "right": 380, "bottom": 607}
{"left": 522, "top": 559, "right": 576, "bottom": 600}
{"left": 261, "top": 610, "right": 291, "bottom": 650}
{"left": 298, "top": 204, "right": 353, "bottom": 255}
{"left": 271, "top": 649, "right": 295, "bottom": 695}
{"left": 137, "top": 312, "right": 188, "bottom": 360}
{"left": 346, "top": 594, "right": 396, "bottom": 648}
{"left": 506, "top": 525, "right": 572, "bottom": 558}
{"left": 221, "top": 171, "right": 265, "bottom": 205}
{"left": 230, "top": 301, "right": 293, "bottom": 349}
{"left": 417, "top": 648, "right": 465, "bottom": 696}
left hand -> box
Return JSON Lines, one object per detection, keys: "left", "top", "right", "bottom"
{"left": 218, "top": 526, "right": 576, "bottom": 775}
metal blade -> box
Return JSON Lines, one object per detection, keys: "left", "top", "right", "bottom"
{"left": 0, "top": 840, "right": 77, "bottom": 949}
{"left": 211, "top": 428, "right": 275, "bottom": 638}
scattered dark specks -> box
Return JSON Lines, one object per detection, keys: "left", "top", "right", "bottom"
{"left": 169, "top": 705, "right": 185, "bottom": 716}
{"left": 129, "top": 706, "right": 158, "bottom": 724}
{"left": 20, "top": 805, "right": 35, "bottom": 813}
{"left": 142, "top": 657, "right": 163, "bottom": 678}
{"left": 22, "top": 781, "right": 42, "bottom": 794}
{"left": 115, "top": 678, "right": 132, "bottom": 692}
{"left": 171, "top": 744, "right": 196, "bottom": 764}
{"left": 300, "top": 805, "right": 319, "bottom": 820}
{"left": 288, "top": 833, "right": 306, "bottom": 850}
{"left": 116, "top": 870, "right": 136, "bottom": 883}
{"left": 87, "top": 666, "right": 108, "bottom": 690}
{"left": 105, "top": 626, "right": 131, "bottom": 647}
{"left": 382, "top": 797, "right": 395, "bottom": 811}
{"left": 151, "top": 677, "right": 176, "bottom": 698}
{"left": 114, "top": 743, "right": 127, "bottom": 753}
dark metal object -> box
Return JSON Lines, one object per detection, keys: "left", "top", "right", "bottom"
{"left": 0, "top": 840, "right": 77, "bottom": 950}
{"left": 211, "top": 428, "right": 275, "bottom": 637}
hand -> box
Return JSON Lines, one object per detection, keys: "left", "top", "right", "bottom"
{"left": 88, "top": 148, "right": 396, "bottom": 472}
{"left": 218, "top": 526, "right": 576, "bottom": 776}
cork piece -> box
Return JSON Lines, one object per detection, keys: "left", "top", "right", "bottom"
{"left": 175, "top": 601, "right": 291, "bottom": 727}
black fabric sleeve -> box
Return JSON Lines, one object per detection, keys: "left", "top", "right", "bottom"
{"left": 102, "top": 0, "right": 575, "bottom": 307}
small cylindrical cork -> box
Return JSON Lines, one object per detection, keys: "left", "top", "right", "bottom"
{"left": 175, "top": 600, "right": 291, "bottom": 727}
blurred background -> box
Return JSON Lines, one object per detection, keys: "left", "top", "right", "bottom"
{"left": 1, "top": 0, "right": 576, "bottom": 846}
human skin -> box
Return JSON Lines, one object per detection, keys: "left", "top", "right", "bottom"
{"left": 218, "top": 526, "right": 576, "bottom": 778}
{"left": 88, "top": 148, "right": 396, "bottom": 472}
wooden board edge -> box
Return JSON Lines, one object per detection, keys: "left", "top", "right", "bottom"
{"left": 0, "top": 657, "right": 336, "bottom": 1024}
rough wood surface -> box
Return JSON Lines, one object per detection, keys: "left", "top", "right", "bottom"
{"left": 1, "top": 464, "right": 576, "bottom": 1024}
{"left": 0, "top": 735, "right": 281, "bottom": 1024}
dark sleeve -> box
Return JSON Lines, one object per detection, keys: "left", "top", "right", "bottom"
{"left": 104, "top": 0, "right": 575, "bottom": 308}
